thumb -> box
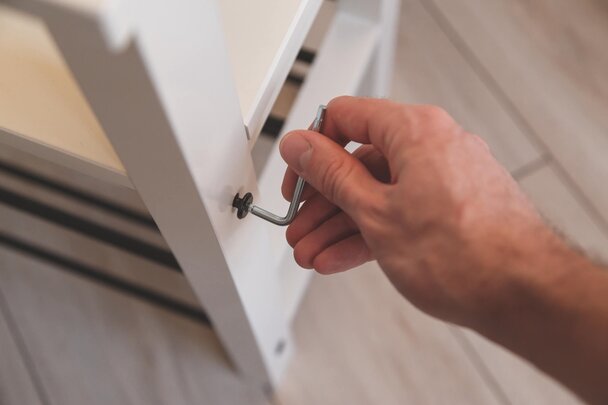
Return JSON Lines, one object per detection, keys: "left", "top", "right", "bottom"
{"left": 279, "top": 130, "right": 381, "bottom": 217}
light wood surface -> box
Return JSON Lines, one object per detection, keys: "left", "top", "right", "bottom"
{"left": 521, "top": 165, "right": 608, "bottom": 263}
{"left": 0, "top": 248, "right": 270, "bottom": 405}
{"left": 428, "top": 0, "right": 608, "bottom": 225}
{"left": 0, "top": 5, "right": 126, "bottom": 185}
{"left": 393, "top": 0, "right": 541, "bottom": 173}
{"left": 277, "top": 265, "right": 503, "bottom": 405}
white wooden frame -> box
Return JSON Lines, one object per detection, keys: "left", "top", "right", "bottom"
{"left": 6, "top": 0, "right": 399, "bottom": 388}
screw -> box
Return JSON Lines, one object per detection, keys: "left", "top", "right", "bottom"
{"left": 232, "top": 192, "right": 253, "bottom": 219}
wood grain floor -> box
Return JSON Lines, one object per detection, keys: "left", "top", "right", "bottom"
{"left": 1, "top": 0, "right": 607, "bottom": 403}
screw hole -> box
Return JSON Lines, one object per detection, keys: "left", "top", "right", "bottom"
{"left": 275, "top": 339, "right": 286, "bottom": 355}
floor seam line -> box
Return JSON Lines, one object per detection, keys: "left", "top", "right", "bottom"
{"left": 512, "top": 154, "right": 551, "bottom": 181}
{"left": 0, "top": 284, "right": 52, "bottom": 405}
{"left": 449, "top": 327, "right": 514, "bottom": 405}
{"left": 420, "top": 0, "right": 608, "bottom": 243}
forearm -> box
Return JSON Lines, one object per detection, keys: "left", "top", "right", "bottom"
{"left": 474, "top": 231, "right": 608, "bottom": 405}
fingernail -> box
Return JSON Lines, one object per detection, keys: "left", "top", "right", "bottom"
{"left": 280, "top": 133, "right": 312, "bottom": 173}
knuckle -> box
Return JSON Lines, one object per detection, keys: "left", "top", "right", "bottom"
{"left": 413, "top": 105, "right": 461, "bottom": 142}
{"left": 420, "top": 105, "right": 452, "bottom": 123}
{"left": 385, "top": 105, "right": 459, "bottom": 147}
{"left": 328, "top": 95, "right": 352, "bottom": 107}
{"left": 421, "top": 105, "right": 457, "bottom": 130}
{"left": 319, "top": 158, "right": 353, "bottom": 203}
{"left": 470, "top": 133, "right": 490, "bottom": 150}
{"left": 352, "top": 186, "right": 390, "bottom": 233}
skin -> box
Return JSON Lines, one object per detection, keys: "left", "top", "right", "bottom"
{"left": 279, "top": 96, "right": 608, "bottom": 405}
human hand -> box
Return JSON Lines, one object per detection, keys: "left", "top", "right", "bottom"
{"left": 280, "top": 96, "right": 550, "bottom": 325}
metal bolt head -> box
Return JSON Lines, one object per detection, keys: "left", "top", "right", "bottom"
{"left": 232, "top": 192, "right": 253, "bottom": 219}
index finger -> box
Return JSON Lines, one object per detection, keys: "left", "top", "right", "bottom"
{"left": 322, "top": 96, "right": 417, "bottom": 164}
{"left": 282, "top": 97, "right": 402, "bottom": 200}
{"left": 280, "top": 105, "right": 352, "bottom": 201}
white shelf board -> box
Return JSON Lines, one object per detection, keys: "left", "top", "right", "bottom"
{"left": 0, "top": 0, "right": 321, "bottom": 186}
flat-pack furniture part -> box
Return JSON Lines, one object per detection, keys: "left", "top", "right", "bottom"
{"left": 1, "top": 0, "right": 399, "bottom": 388}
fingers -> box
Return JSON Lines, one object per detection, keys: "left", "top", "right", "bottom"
{"left": 323, "top": 97, "right": 458, "bottom": 167}
{"left": 292, "top": 211, "right": 359, "bottom": 269}
{"left": 286, "top": 145, "right": 390, "bottom": 248}
{"left": 282, "top": 144, "right": 391, "bottom": 201}
{"left": 323, "top": 97, "right": 410, "bottom": 156}
{"left": 281, "top": 170, "right": 317, "bottom": 202}
{"left": 314, "top": 234, "right": 373, "bottom": 274}
{"left": 280, "top": 97, "right": 457, "bottom": 209}
{"left": 286, "top": 193, "right": 340, "bottom": 247}
{"left": 279, "top": 130, "right": 384, "bottom": 218}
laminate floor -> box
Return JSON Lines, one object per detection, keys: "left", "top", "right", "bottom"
{"left": 1, "top": 0, "right": 607, "bottom": 404}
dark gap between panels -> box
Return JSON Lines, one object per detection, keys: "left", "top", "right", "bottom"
{"left": 297, "top": 48, "right": 316, "bottom": 64}
{"left": 260, "top": 54, "right": 312, "bottom": 138}
{"left": 262, "top": 116, "right": 286, "bottom": 138}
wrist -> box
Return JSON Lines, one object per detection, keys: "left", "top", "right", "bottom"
{"left": 468, "top": 225, "right": 608, "bottom": 404}
{"left": 468, "top": 223, "right": 584, "bottom": 336}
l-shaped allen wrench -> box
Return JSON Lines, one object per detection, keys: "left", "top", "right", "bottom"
{"left": 232, "top": 105, "right": 327, "bottom": 226}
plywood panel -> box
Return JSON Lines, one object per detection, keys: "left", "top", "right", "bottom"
{"left": 0, "top": 5, "right": 126, "bottom": 185}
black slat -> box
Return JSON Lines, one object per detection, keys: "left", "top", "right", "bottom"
{"left": 0, "top": 160, "right": 157, "bottom": 229}
{"left": 297, "top": 48, "right": 316, "bottom": 64}
{"left": 261, "top": 115, "right": 286, "bottom": 138}
{"left": 286, "top": 73, "right": 305, "bottom": 86}
{"left": 0, "top": 186, "right": 181, "bottom": 271}
{"left": 0, "top": 232, "right": 210, "bottom": 326}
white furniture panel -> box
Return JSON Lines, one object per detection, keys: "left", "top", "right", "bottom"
{"left": 2, "top": 0, "right": 399, "bottom": 389}
{"left": 0, "top": 0, "right": 322, "bottom": 186}
{"left": 219, "top": 0, "right": 322, "bottom": 141}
